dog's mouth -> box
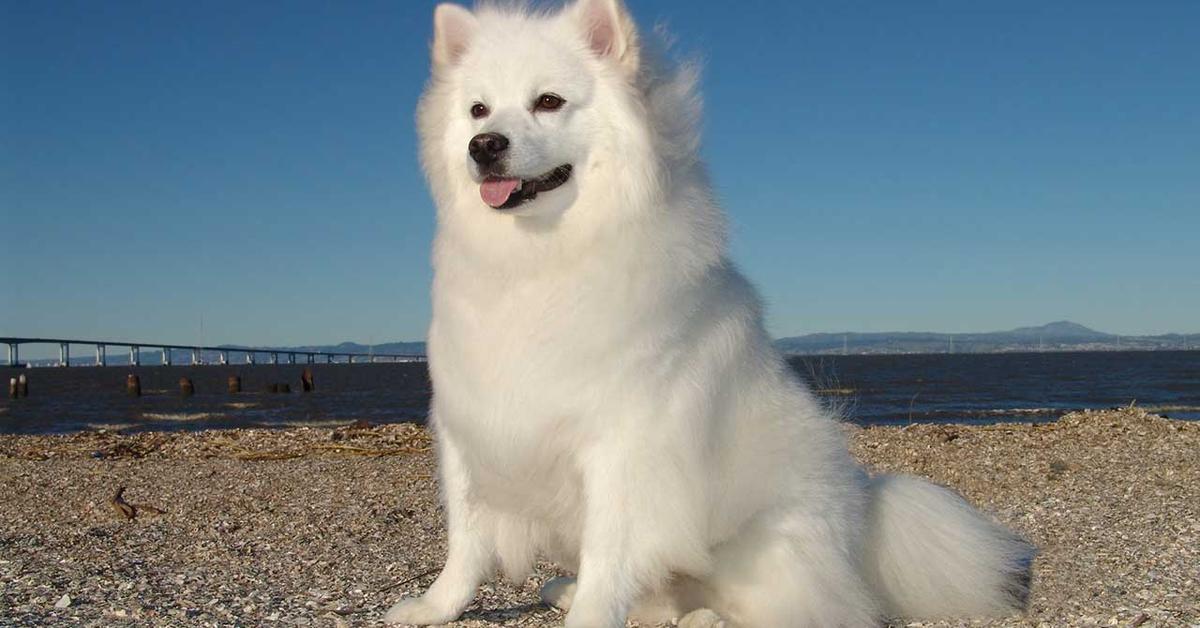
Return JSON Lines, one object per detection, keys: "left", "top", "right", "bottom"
{"left": 479, "top": 165, "right": 573, "bottom": 210}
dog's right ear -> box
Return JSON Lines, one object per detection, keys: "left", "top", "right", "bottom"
{"left": 432, "top": 3, "right": 477, "bottom": 68}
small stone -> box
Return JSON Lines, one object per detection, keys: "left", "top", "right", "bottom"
{"left": 54, "top": 594, "right": 71, "bottom": 609}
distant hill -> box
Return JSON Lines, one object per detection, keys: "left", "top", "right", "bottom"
{"left": 773, "top": 321, "right": 1200, "bottom": 355}
{"left": 276, "top": 321, "right": 1198, "bottom": 357}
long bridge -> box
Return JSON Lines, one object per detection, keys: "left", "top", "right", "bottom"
{"left": 1, "top": 336, "right": 424, "bottom": 368}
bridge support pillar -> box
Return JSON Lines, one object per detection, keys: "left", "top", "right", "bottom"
{"left": 192, "top": 348, "right": 200, "bottom": 365}
{"left": 219, "top": 351, "right": 228, "bottom": 365}
{"left": 270, "top": 352, "right": 278, "bottom": 365}
{"left": 59, "top": 343, "right": 70, "bottom": 367}
{"left": 162, "top": 347, "right": 172, "bottom": 366}
{"left": 96, "top": 344, "right": 106, "bottom": 367}
{"left": 247, "top": 352, "right": 255, "bottom": 365}
{"left": 6, "top": 344, "right": 15, "bottom": 367}
{"left": 130, "top": 346, "right": 140, "bottom": 367}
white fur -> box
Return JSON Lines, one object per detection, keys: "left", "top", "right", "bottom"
{"left": 385, "top": 1, "right": 1034, "bottom": 626}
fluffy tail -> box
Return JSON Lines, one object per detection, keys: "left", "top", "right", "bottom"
{"left": 864, "top": 474, "right": 1035, "bottom": 620}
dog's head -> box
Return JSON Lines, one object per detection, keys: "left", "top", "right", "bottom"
{"left": 419, "top": 0, "right": 653, "bottom": 224}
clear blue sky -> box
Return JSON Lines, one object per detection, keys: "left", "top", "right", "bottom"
{"left": 3, "top": 0, "right": 1198, "bottom": 354}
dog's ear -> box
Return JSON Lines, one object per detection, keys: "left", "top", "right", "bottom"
{"left": 431, "top": 3, "right": 477, "bottom": 68}
{"left": 571, "top": 0, "right": 640, "bottom": 74}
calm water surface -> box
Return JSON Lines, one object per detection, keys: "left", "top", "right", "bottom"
{"left": 1, "top": 351, "right": 1196, "bottom": 434}
{"left": 789, "top": 350, "right": 1199, "bottom": 425}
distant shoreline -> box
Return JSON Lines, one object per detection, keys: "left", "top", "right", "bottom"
{"left": 5, "top": 321, "right": 1198, "bottom": 364}
{"left": 780, "top": 346, "right": 1200, "bottom": 357}
{"left": 7, "top": 346, "right": 1200, "bottom": 367}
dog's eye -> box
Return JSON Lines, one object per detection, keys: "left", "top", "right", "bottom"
{"left": 533, "top": 93, "right": 565, "bottom": 112}
{"left": 470, "top": 103, "right": 489, "bottom": 119}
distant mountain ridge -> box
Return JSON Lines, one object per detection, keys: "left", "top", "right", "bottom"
{"left": 274, "top": 321, "right": 1197, "bottom": 357}
{"left": 773, "top": 320, "right": 1200, "bottom": 355}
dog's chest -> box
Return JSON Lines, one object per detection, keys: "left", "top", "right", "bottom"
{"left": 432, "top": 334, "right": 591, "bottom": 470}
{"left": 431, "top": 266, "right": 642, "bottom": 401}
{"left": 428, "top": 271, "right": 629, "bottom": 496}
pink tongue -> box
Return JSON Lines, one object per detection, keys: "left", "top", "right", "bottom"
{"left": 480, "top": 178, "right": 521, "bottom": 208}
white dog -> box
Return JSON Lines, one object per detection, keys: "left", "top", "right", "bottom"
{"left": 385, "top": 1, "right": 1034, "bottom": 626}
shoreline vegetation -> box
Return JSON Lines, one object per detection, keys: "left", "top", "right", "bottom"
{"left": 1, "top": 408, "right": 1196, "bottom": 626}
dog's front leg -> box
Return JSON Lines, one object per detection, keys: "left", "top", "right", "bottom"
{"left": 384, "top": 431, "right": 495, "bottom": 625}
{"left": 563, "top": 467, "right": 638, "bottom": 628}
{"left": 564, "top": 439, "right": 699, "bottom": 628}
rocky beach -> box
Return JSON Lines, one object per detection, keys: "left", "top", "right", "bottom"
{"left": 1, "top": 407, "right": 1196, "bottom": 627}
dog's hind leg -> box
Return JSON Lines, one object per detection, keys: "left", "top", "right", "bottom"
{"left": 539, "top": 576, "right": 577, "bottom": 612}
{"left": 678, "top": 608, "right": 727, "bottom": 628}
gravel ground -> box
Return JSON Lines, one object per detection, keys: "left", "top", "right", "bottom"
{"left": 1, "top": 408, "right": 1196, "bottom": 627}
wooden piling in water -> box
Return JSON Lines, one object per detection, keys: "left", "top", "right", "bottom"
{"left": 126, "top": 374, "right": 141, "bottom": 397}
{"left": 227, "top": 375, "right": 241, "bottom": 394}
{"left": 301, "top": 368, "right": 314, "bottom": 392}
{"left": 8, "top": 377, "right": 16, "bottom": 399}
{"left": 179, "top": 377, "right": 195, "bottom": 397}
{"left": 17, "top": 374, "right": 28, "bottom": 398}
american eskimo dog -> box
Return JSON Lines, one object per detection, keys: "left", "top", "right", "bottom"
{"left": 385, "top": 1, "right": 1034, "bottom": 626}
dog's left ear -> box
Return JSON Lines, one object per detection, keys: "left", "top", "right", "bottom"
{"left": 570, "top": 0, "right": 639, "bottom": 74}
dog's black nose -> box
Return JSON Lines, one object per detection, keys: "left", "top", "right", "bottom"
{"left": 468, "top": 132, "right": 509, "bottom": 165}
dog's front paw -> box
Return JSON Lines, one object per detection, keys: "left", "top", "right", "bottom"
{"left": 382, "top": 596, "right": 461, "bottom": 626}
